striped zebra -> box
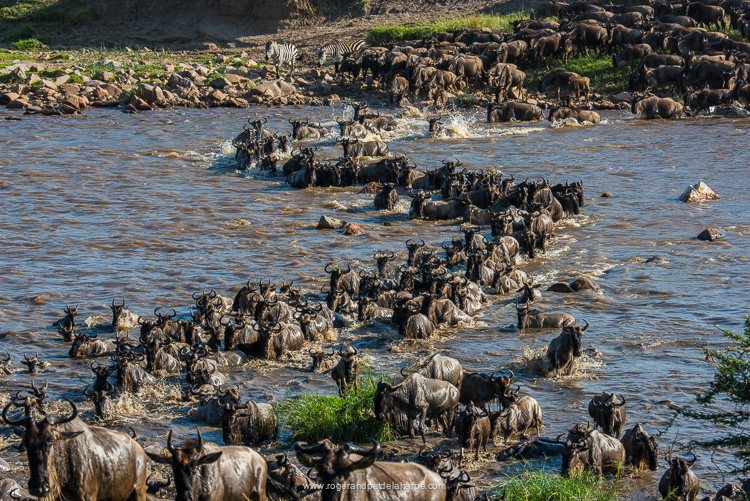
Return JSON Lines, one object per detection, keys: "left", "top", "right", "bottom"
{"left": 265, "top": 40, "right": 298, "bottom": 79}
{"left": 318, "top": 40, "right": 366, "bottom": 73}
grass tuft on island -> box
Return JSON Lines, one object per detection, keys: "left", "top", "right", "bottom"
{"left": 367, "top": 12, "right": 526, "bottom": 45}
{"left": 495, "top": 470, "right": 624, "bottom": 501}
{"left": 276, "top": 367, "right": 399, "bottom": 444}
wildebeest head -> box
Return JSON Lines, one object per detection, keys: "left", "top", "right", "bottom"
{"left": 2, "top": 397, "right": 80, "bottom": 497}
{"left": 373, "top": 380, "right": 401, "bottom": 421}
{"left": 563, "top": 320, "right": 588, "bottom": 357}
{"left": 561, "top": 429, "right": 591, "bottom": 476}
{"left": 69, "top": 332, "right": 98, "bottom": 359}
{"left": 590, "top": 393, "right": 626, "bottom": 437}
{"left": 405, "top": 238, "right": 427, "bottom": 267}
{"left": 110, "top": 298, "right": 127, "bottom": 328}
{"left": 374, "top": 250, "right": 395, "bottom": 277}
{"left": 22, "top": 352, "right": 40, "bottom": 374}
{"left": 62, "top": 304, "right": 78, "bottom": 331}
{"left": 459, "top": 402, "right": 488, "bottom": 448}
{"left": 419, "top": 449, "right": 453, "bottom": 472}
{"left": 146, "top": 430, "right": 223, "bottom": 501}
{"left": 625, "top": 423, "right": 659, "bottom": 471}
{"left": 661, "top": 453, "right": 698, "bottom": 501}
{"left": 295, "top": 439, "right": 379, "bottom": 484}
{"left": 84, "top": 380, "right": 115, "bottom": 418}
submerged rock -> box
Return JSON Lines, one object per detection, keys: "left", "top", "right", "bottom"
{"left": 697, "top": 228, "right": 724, "bottom": 241}
{"left": 317, "top": 215, "right": 344, "bottom": 230}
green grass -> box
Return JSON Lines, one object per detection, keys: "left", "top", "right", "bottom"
{"left": 525, "top": 53, "right": 632, "bottom": 94}
{"left": 367, "top": 11, "right": 527, "bottom": 45}
{"left": 494, "top": 470, "right": 624, "bottom": 501}
{"left": 12, "top": 37, "right": 46, "bottom": 50}
{"left": 276, "top": 367, "right": 399, "bottom": 444}
{"left": 0, "top": 51, "right": 38, "bottom": 61}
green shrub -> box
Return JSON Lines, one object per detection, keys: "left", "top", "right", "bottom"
{"left": 12, "top": 38, "right": 47, "bottom": 51}
{"left": 277, "top": 368, "right": 399, "bottom": 444}
{"left": 495, "top": 470, "right": 623, "bottom": 501}
{"left": 8, "top": 24, "right": 37, "bottom": 43}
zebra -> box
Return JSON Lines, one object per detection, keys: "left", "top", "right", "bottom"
{"left": 317, "top": 41, "right": 366, "bottom": 73}
{"left": 265, "top": 40, "right": 298, "bottom": 79}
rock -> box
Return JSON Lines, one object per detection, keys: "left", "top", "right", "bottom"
{"left": 247, "top": 59, "right": 258, "bottom": 67}
{"left": 39, "top": 78, "right": 57, "bottom": 90}
{"left": 206, "top": 88, "right": 225, "bottom": 101}
{"left": 309, "top": 80, "right": 332, "bottom": 95}
{"left": 202, "top": 42, "right": 218, "bottom": 50}
{"left": 35, "top": 87, "right": 58, "bottom": 99}
{"left": 601, "top": 192, "right": 611, "bottom": 197}
{"left": 342, "top": 222, "right": 365, "bottom": 236}
{"left": 317, "top": 215, "right": 344, "bottom": 230}
{"left": 251, "top": 79, "right": 296, "bottom": 99}
{"left": 129, "top": 94, "right": 152, "bottom": 111}
{"left": 304, "top": 69, "right": 323, "bottom": 80}
{"left": 260, "top": 65, "right": 277, "bottom": 79}
{"left": 58, "top": 83, "right": 81, "bottom": 94}
{"left": 137, "top": 84, "right": 164, "bottom": 105}
{"left": 62, "top": 94, "right": 88, "bottom": 110}
{"left": 28, "top": 73, "right": 41, "bottom": 85}
{"left": 95, "top": 71, "right": 114, "bottom": 82}
{"left": 11, "top": 66, "right": 26, "bottom": 80}
{"left": 697, "top": 228, "right": 724, "bottom": 241}
{"left": 103, "top": 84, "right": 123, "bottom": 99}
{"left": 0, "top": 92, "right": 19, "bottom": 105}
{"left": 54, "top": 75, "right": 70, "bottom": 86}
{"left": 7, "top": 98, "right": 29, "bottom": 109}
{"left": 609, "top": 92, "right": 633, "bottom": 104}
{"left": 679, "top": 181, "right": 720, "bottom": 202}
{"left": 60, "top": 103, "right": 79, "bottom": 115}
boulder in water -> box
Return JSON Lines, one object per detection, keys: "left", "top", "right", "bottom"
{"left": 697, "top": 228, "right": 724, "bottom": 241}
{"left": 317, "top": 216, "right": 344, "bottom": 230}
{"left": 679, "top": 181, "right": 719, "bottom": 202}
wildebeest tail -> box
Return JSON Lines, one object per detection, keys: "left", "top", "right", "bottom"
{"left": 266, "top": 475, "right": 303, "bottom": 501}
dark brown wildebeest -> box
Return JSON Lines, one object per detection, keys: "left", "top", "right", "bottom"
{"left": 459, "top": 370, "right": 514, "bottom": 409}
{"left": 295, "top": 439, "right": 446, "bottom": 501}
{"left": 221, "top": 400, "right": 278, "bottom": 446}
{"left": 643, "top": 65, "right": 684, "bottom": 92}
{"left": 620, "top": 423, "right": 659, "bottom": 471}
{"left": 457, "top": 402, "right": 491, "bottom": 462}
{"left": 547, "top": 321, "right": 589, "bottom": 375}
{"left": 146, "top": 430, "right": 267, "bottom": 501}
{"left": 548, "top": 106, "right": 601, "bottom": 124}
{"left": 331, "top": 344, "right": 360, "bottom": 395}
{"left": 588, "top": 392, "right": 627, "bottom": 438}
{"left": 338, "top": 137, "right": 389, "bottom": 158}
{"left": 612, "top": 44, "right": 653, "bottom": 68}
{"left": 568, "top": 76, "right": 591, "bottom": 103}
{"left": 374, "top": 183, "right": 399, "bottom": 210}
{"left": 289, "top": 118, "right": 325, "bottom": 141}
{"left": 487, "top": 102, "right": 543, "bottom": 122}
{"left": 389, "top": 76, "right": 410, "bottom": 103}
{"left": 374, "top": 373, "right": 430, "bottom": 442}
{"left": 54, "top": 304, "right": 78, "bottom": 340}
{"left": 2, "top": 397, "right": 147, "bottom": 500}
{"left": 687, "top": 2, "right": 727, "bottom": 30}
{"left": 659, "top": 453, "right": 700, "bottom": 501}
{"left": 111, "top": 298, "right": 140, "bottom": 331}
{"left": 632, "top": 96, "right": 684, "bottom": 119}
{"left": 568, "top": 23, "right": 609, "bottom": 55}
{"left": 562, "top": 426, "right": 626, "bottom": 476}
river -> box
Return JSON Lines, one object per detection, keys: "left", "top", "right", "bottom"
{"left": 0, "top": 105, "right": 748, "bottom": 497}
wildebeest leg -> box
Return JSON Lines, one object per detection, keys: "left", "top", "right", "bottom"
{"left": 419, "top": 406, "right": 428, "bottom": 444}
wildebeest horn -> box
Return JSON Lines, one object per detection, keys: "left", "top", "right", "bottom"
{"left": 556, "top": 433, "right": 567, "bottom": 443}
{"left": 615, "top": 394, "right": 626, "bottom": 406}
{"left": 2, "top": 401, "right": 25, "bottom": 426}
{"left": 686, "top": 452, "right": 697, "bottom": 467}
{"left": 47, "top": 398, "right": 77, "bottom": 426}
{"left": 325, "top": 262, "right": 337, "bottom": 273}
{"left": 419, "top": 449, "right": 431, "bottom": 458}
{"left": 581, "top": 320, "right": 589, "bottom": 332}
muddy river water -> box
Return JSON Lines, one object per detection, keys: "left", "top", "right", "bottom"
{"left": 0, "top": 105, "right": 748, "bottom": 497}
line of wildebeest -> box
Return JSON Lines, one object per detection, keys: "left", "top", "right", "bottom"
{"left": 0, "top": 118, "right": 737, "bottom": 501}
{"left": 310, "top": 0, "right": 750, "bottom": 120}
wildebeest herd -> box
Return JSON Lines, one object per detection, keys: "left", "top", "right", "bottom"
{"left": 3, "top": 3, "right": 749, "bottom": 499}
{"left": 270, "top": 0, "right": 749, "bottom": 121}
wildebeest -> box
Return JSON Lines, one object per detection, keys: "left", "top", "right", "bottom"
{"left": 2, "top": 397, "right": 147, "bottom": 500}
{"left": 54, "top": 304, "right": 78, "bottom": 341}
{"left": 289, "top": 118, "right": 325, "bottom": 141}
{"left": 111, "top": 298, "right": 140, "bottom": 330}
{"left": 487, "top": 102, "right": 543, "bottom": 122}
{"left": 457, "top": 402, "right": 491, "bottom": 462}
{"left": 548, "top": 106, "right": 601, "bottom": 124}
{"left": 589, "top": 392, "right": 627, "bottom": 438}
{"left": 516, "top": 302, "right": 576, "bottom": 330}
{"left": 417, "top": 353, "right": 463, "bottom": 389}
{"left": 146, "top": 429, "right": 267, "bottom": 501}
{"left": 620, "top": 423, "right": 659, "bottom": 471}
{"left": 338, "top": 137, "right": 389, "bottom": 158}
{"left": 221, "top": 400, "right": 278, "bottom": 446}
{"left": 295, "top": 439, "right": 446, "bottom": 501}
{"left": 547, "top": 321, "right": 588, "bottom": 375}
{"left": 632, "top": 96, "right": 684, "bottom": 119}
{"left": 685, "top": 88, "right": 733, "bottom": 114}
{"left": 408, "top": 190, "right": 470, "bottom": 220}
{"left": 687, "top": 2, "right": 727, "bottom": 30}
{"left": 374, "top": 183, "right": 400, "bottom": 210}
{"left": 459, "top": 370, "right": 514, "bottom": 409}
{"left": 612, "top": 44, "right": 653, "bottom": 68}
{"left": 562, "top": 426, "right": 626, "bottom": 476}
{"left": 491, "top": 395, "right": 543, "bottom": 442}
{"left": 659, "top": 453, "right": 700, "bottom": 501}
{"left": 331, "top": 344, "right": 360, "bottom": 395}
{"left": 496, "top": 435, "right": 565, "bottom": 461}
